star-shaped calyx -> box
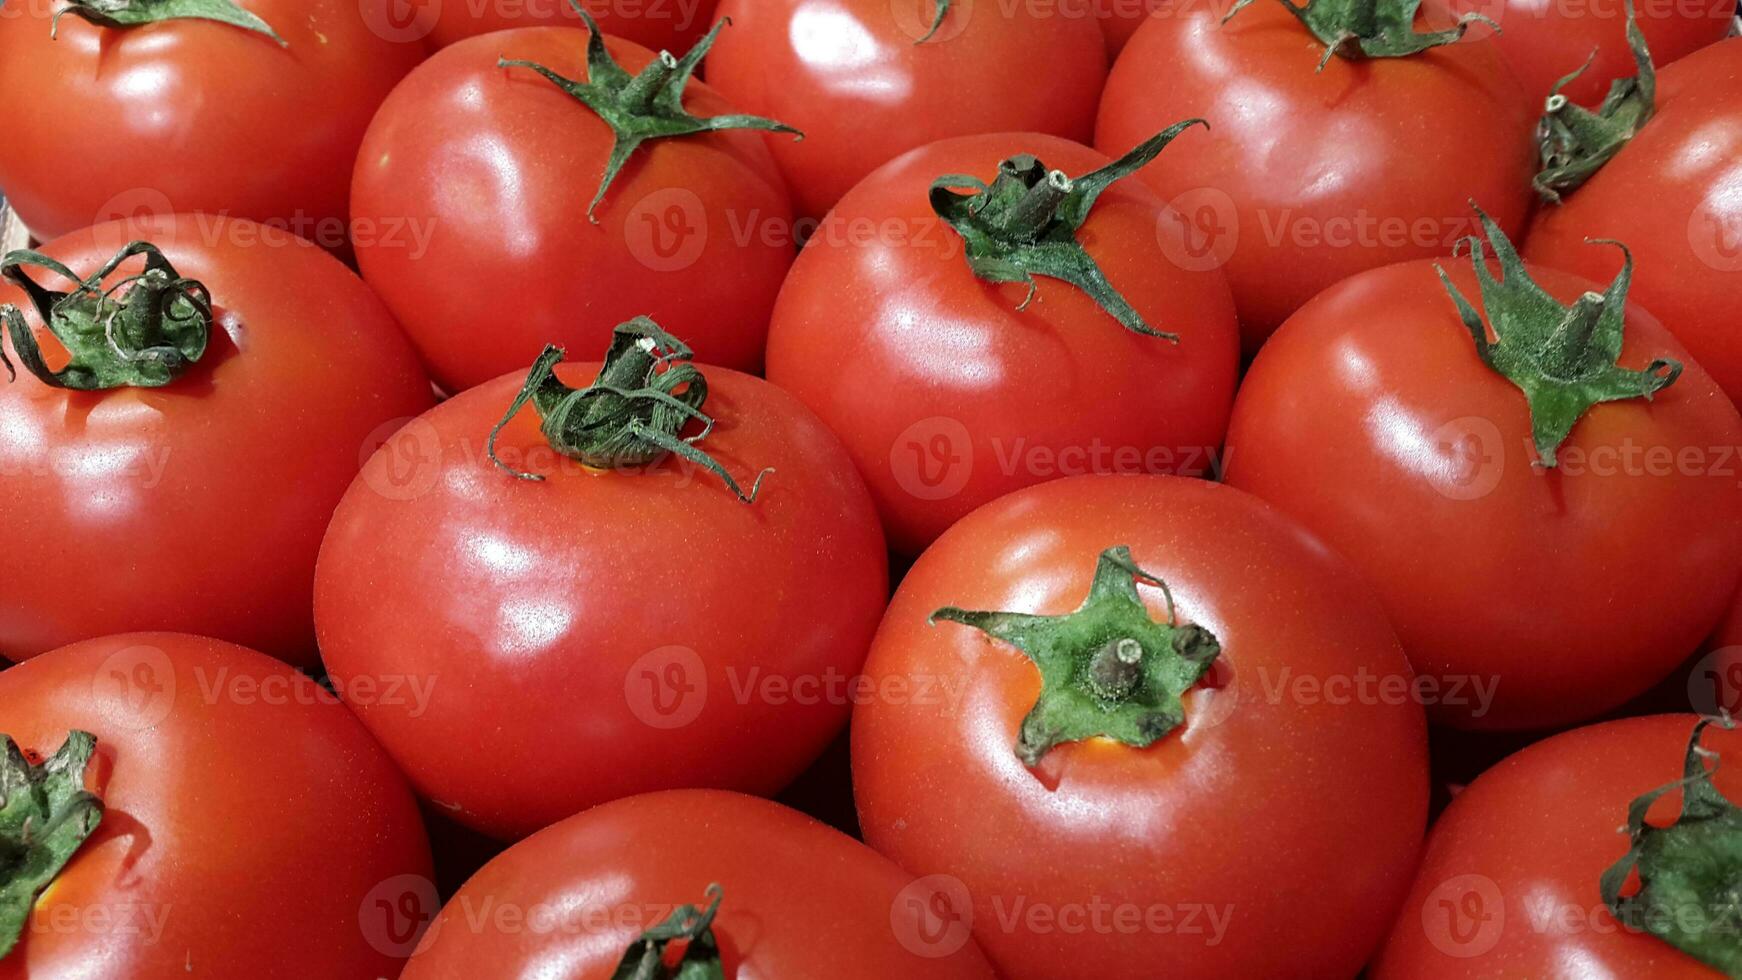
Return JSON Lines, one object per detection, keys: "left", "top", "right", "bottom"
{"left": 50, "top": 0, "right": 285, "bottom": 45}
{"left": 1223, "top": 0, "right": 1492, "bottom": 71}
{"left": 611, "top": 884, "right": 724, "bottom": 980}
{"left": 1535, "top": 0, "right": 1656, "bottom": 201}
{"left": 0, "top": 731, "right": 105, "bottom": 958}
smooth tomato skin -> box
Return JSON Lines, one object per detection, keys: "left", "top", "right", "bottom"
{"left": 416, "top": 0, "right": 719, "bottom": 52}
{"left": 0, "top": 633, "right": 434, "bottom": 979}
{"left": 1223, "top": 258, "right": 1742, "bottom": 730}
{"left": 1525, "top": 39, "right": 1742, "bottom": 409}
{"left": 1373, "top": 714, "right": 1741, "bottom": 979}
{"left": 1096, "top": 2, "right": 1535, "bottom": 350}
{"left": 315, "top": 361, "right": 888, "bottom": 840}
{"left": 401, "top": 790, "right": 996, "bottom": 978}
{"left": 1448, "top": 0, "right": 1733, "bottom": 106}
{"left": 852, "top": 475, "right": 1429, "bottom": 980}
{"left": 706, "top": 0, "right": 1108, "bottom": 219}
{"left": 0, "top": 0, "right": 422, "bottom": 242}
{"left": 765, "top": 133, "right": 1240, "bottom": 556}
{"left": 0, "top": 215, "right": 435, "bottom": 667}
{"left": 351, "top": 27, "right": 795, "bottom": 393}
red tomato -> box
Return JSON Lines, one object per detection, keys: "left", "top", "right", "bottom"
{"left": 315, "top": 348, "right": 888, "bottom": 840}
{"left": 1223, "top": 251, "right": 1742, "bottom": 730}
{"left": 351, "top": 26, "right": 796, "bottom": 392}
{"left": 852, "top": 474, "right": 1428, "bottom": 979}
{"left": 1526, "top": 39, "right": 1742, "bottom": 409}
{"left": 400, "top": 789, "right": 996, "bottom": 978}
{"left": 0, "top": 0, "right": 422, "bottom": 243}
{"left": 0, "top": 214, "right": 434, "bottom": 667}
{"left": 765, "top": 131, "right": 1240, "bottom": 556}
{"left": 1374, "top": 714, "right": 1742, "bottom": 978}
{"left": 706, "top": 0, "right": 1108, "bottom": 218}
{"left": 0, "top": 632, "right": 433, "bottom": 978}
{"left": 1448, "top": 0, "right": 1733, "bottom": 105}
{"left": 413, "top": 0, "right": 719, "bottom": 52}
{"left": 1097, "top": 1, "right": 1535, "bottom": 350}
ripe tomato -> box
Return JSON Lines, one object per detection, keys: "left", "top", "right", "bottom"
{"left": 400, "top": 789, "right": 996, "bottom": 978}
{"left": 351, "top": 24, "right": 796, "bottom": 393}
{"left": 852, "top": 474, "right": 1428, "bottom": 979}
{"left": 0, "top": 214, "right": 434, "bottom": 667}
{"left": 315, "top": 332, "right": 887, "bottom": 840}
{"left": 1448, "top": 0, "right": 1732, "bottom": 105}
{"left": 1223, "top": 225, "right": 1742, "bottom": 730}
{"left": 0, "top": 632, "right": 433, "bottom": 978}
{"left": 0, "top": 0, "right": 422, "bottom": 243}
{"left": 705, "top": 0, "right": 1108, "bottom": 218}
{"left": 1526, "top": 39, "right": 1742, "bottom": 409}
{"left": 1374, "top": 714, "right": 1742, "bottom": 978}
{"left": 1097, "top": 1, "right": 1534, "bottom": 350}
{"left": 413, "top": 0, "right": 719, "bottom": 52}
{"left": 765, "top": 130, "right": 1240, "bottom": 556}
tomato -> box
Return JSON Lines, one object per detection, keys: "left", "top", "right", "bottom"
{"left": 1525, "top": 38, "right": 1742, "bottom": 409}
{"left": 1223, "top": 218, "right": 1742, "bottom": 730}
{"left": 765, "top": 130, "right": 1239, "bottom": 556}
{"left": 0, "top": 0, "right": 422, "bottom": 244}
{"left": 400, "top": 789, "right": 995, "bottom": 978}
{"left": 0, "top": 632, "right": 433, "bottom": 978}
{"left": 1374, "top": 714, "right": 1742, "bottom": 978}
{"left": 705, "top": 0, "right": 1108, "bottom": 219}
{"left": 412, "top": 0, "right": 719, "bottom": 53}
{"left": 315, "top": 326, "right": 888, "bottom": 840}
{"left": 1448, "top": 0, "right": 1732, "bottom": 106}
{"left": 852, "top": 474, "right": 1428, "bottom": 979}
{"left": 0, "top": 214, "right": 434, "bottom": 667}
{"left": 351, "top": 24, "right": 796, "bottom": 393}
{"left": 1096, "top": 0, "right": 1535, "bottom": 351}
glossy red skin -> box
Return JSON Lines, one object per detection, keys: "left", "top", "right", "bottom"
{"left": 1448, "top": 0, "right": 1733, "bottom": 105}
{"left": 401, "top": 790, "right": 996, "bottom": 978}
{"left": 706, "top": 0, "right": 1108, "bottom": 219}
{"left": 351, "top": 27, "right": 795, "bottom": 393}
{"left": 1096, "top": 3, "right": 1535, "bottom": 351}
{"left": 0, "top": 0, "right": 422, "bottom": 242}
{"left": 0, "top": 633, "right": 433, "bottom": 979}
{"left": 416, "top": 0, "right": 719, "bottom": 52}
{"left": 315, "top": 361, "right": 888, "bottom": 840}
{"left": 1374, "top": 714, "right": 1740, "bottom": 978}
{"left": 852, "top": 475, "right": 1429, "bottom": 979}
{"left": 765, "top": 133, "right": 1240, "bottom": 556}
{"left": 1223, "top": 258, "right": 1742, "bottom": 730}
{"left": 0, "top": 215, "right": 434, "bottom": 667}
{"left": 1526, "top": 39, "right": 1742, "bottom": 409}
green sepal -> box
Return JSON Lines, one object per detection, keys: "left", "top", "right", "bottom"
{"left": 611, "top": 884, "right": 725, "bottom": 980}
{"left": 0, "top": 241, "right": 213, "bottom": 391}
{"left": 915, "top": 0, "right": 950, "bottom": 43}
{"left": 50, "top": 0, "right": 286, "bottom": 45}
{"left": 498, "top": 1, "right": 801, "bottom": 222}
{"left": 931, "top": 546, "right": 1221, "bottom": 766}
{"left": 929, "top": 120, "right": 1206, "bottom": 340}
{"left": 1435, "top": 205, "right": 1679, "bottom": 467}
{"left": 0, "top": 731, "right": 105, "bottom": 960}
{"left": 487, "top": 317, "right": 773, "bottom": 503}
{"left": 1600, "top": 716, "right": 1742, "bottom": 977}
{"left": 1222, "top": 0, "right": 1493, "bottom": 70}
{"left": 1534, "top": 0, "right": 1655, "bottom": 202}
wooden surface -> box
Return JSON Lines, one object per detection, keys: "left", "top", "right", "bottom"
{"left": 0, "top": 200, "right": 26, "bottom": 253}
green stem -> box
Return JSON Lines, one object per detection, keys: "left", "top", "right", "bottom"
{"left": 1222, "top": 0, "right": 1491, "bottom": 69}
{"left": 0, "top": 732, "right": 104, "bottom": 960}
{"left": 1534, "top": 0, "right": 1655, "bottom": 202}
{"left": 611, "top": 884, "right": 724, "bottom": 980}
{"left": 51, "top": 0, "right": 285, "bottom": 45}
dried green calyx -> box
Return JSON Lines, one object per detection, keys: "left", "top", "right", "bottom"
{"left": 50, "top": 0, "right": 285, "bottom": 45}
{"left": 1600, "top": 716, "right": 1742, "bottom": 977}
{"left": 1223, "top": 0, "right": 1493, "bottom": 70}
{"left": 0, "top": 241, "right": 213, "bottom": 390}
{"left": 930, "top": 120, "right": 1207, "bottom": 340}
{"left": 1535, "top": 0, "right": 1656, "bottom": 202}
{"left": 931, "top": 546, "right": 1221, "bottom": 766}
{"left": 0, "top": 731, "right": 105, "bottom": 960}
{"left": 1436, "top": 205, "right": 1679, "bottom": 467}
{"left": 612, "top": 884, "right": 724, "bottom": 980}
{"left": 487, "top": 317, "right": 772, "bottom": 503}
{"left": 498, "top": 1, "right": 800, "bottom": 222}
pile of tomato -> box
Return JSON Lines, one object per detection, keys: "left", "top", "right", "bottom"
{"left": 0, "top": 0, "right": 1740, "bottom": 976}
